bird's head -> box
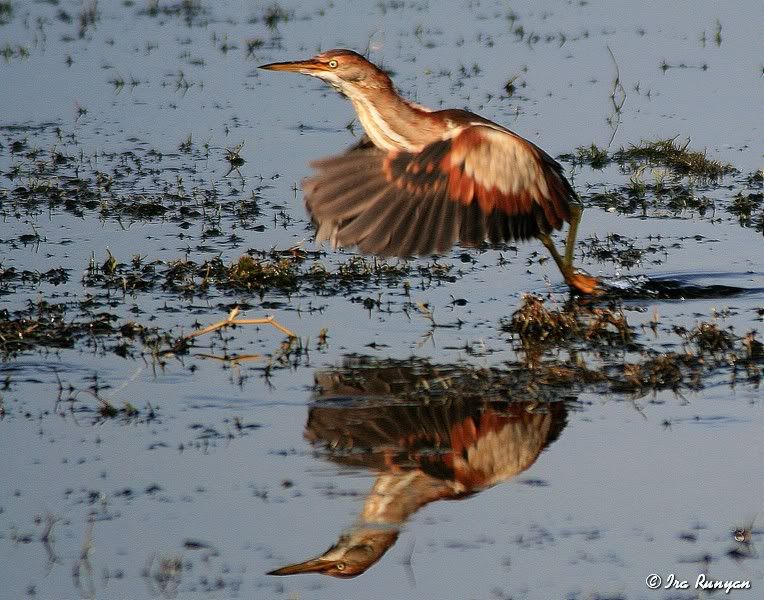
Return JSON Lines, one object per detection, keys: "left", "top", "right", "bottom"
{"left": 259, "top": 49, "right": 392, "bottom": 95}
{"left": 267, "top": 527, "right": 398, "bottom": 578}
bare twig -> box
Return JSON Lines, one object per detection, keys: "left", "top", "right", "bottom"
{"left": 184, "top": 307, "right": 296, "bottom": 340}
{"left": 606, "top": 45, "right": 627, "bottom": 147}
{"left": 193, "top": 353, "right": 264, "bottom": 364}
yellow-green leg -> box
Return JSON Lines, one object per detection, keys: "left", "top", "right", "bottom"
{"left": 537, "top": 232, "right": 567, "bottom": 276}
{"left": 564, "top": 202, "right": 583, "bottom": 270}
{"left": 538, "top": 204, "right": 601, "bottom": 295}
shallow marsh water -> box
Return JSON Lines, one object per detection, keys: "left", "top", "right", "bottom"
{"left": 0, "top": 1, "right": 763, "bottom": 599}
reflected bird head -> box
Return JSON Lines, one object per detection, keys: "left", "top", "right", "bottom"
{"left": 267, "top": 527, "right": 398, "bottom": 579}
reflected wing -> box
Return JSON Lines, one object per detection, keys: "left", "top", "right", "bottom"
{"left": 303, "top": 125, "right": 575, "bottom": 257}
{"left": 307, "top": 359, "right": 568, "bottom": 485}
{"left": 307, "top": 399, "right": 567, "bottom": 487}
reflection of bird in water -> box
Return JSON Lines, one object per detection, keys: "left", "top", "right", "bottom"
{"left": 268, "top": 360, "right": 568, "bottom": 578}
{"left": 260, "top": 49, "right": 599, "bottom": 295}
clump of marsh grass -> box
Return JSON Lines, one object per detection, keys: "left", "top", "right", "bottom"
{"left": 613, "top": 137, "right": 734, "bottom": 179}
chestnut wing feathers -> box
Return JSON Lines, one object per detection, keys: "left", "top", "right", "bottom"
{"left": 303, "top": 125, "right": 575, "bottom": 257}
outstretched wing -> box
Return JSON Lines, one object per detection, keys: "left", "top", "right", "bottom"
{"left": 303, "top": 125, "right": 575, "bottom": 257}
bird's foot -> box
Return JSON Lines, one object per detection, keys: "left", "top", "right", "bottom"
{"left": 564, "top": 269, "right": 603, "bottom": 296}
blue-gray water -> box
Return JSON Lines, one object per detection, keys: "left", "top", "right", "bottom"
{"left": 1, "top": 1, "right": 762, "bottom": 599}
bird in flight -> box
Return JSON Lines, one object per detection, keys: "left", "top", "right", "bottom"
{"left": 260, "top": 49, "right": 599, "bottom": 294}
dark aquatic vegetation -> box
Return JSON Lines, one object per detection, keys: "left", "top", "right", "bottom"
{"left": 564, "top": 138, "right": 735, "bottom": 179}
{"left": 729, "top": 191, "right": 764, "bottom": 232}
{"left": 224, "top": 141, "right": 246, "bottom": 174}
{"left": 613, "top": 138, "right": 735, "bottom": 179}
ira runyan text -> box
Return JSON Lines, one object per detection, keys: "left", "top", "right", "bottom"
{"left": 665, "top": 573, "right": 751, "bottom": 594}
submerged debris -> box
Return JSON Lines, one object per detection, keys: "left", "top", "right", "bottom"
{"left": 502, "top": 295, "right": 761, "bottom": 396}
{"left": 0, "top": 301, "right": 117, "bottom": 357}
{"left": 227, "top": 255, "right": 299, "bottom": 292}
{"left": 504, "top": 294, "right": 631, "bottom": 348}
{"left": 579, "top": 234, "right": 669, "bottom": 270}
{"left": 505, "top": 295, "right": 578, "bottom": 343}
{"left": 564, "top": 143, "right": 609, "bottom": 170}
{"left": 621, "top": 353, "right": 688, "bottom": 392}
{"left": 685, "top": 322, "right": 735, "bottom": 354}
{"left": 80, "top": 250, "right": 452, "bottom": 298}
{"left": 728, "top": 191, "right": 764, "bottom": 233}
{"left": 0, "top": 266, "right": 70, "bottom": 294}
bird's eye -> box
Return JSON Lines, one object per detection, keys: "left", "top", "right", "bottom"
{"left": 328, "top": 60, "right": 338, "bottom": 69}
{"left": 335, "top": 562, "right": 345, "bottom": 571}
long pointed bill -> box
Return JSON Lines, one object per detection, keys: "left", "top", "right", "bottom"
{"left": 267, "top": 557, "right": 337, "bottom": 576}
{"left": 258, "top": 59, "right": 325, "bottom": 74}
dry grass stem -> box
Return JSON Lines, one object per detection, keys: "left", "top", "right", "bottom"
{"left": 185, "top": 307, "right": 295, "bottom": 340}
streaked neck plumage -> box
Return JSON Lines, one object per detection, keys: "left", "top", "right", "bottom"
{"left": 331, "top": 73, "right": 450, "bottom": 153}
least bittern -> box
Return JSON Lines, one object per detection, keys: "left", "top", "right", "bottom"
{"left": 260, "top": 49, "right": 599, "bottom": 295}
{"left": 268, "top": 363, "right": 568, "bottom": 577}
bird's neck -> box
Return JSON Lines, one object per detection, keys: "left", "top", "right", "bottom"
{"left": 360, "top": 471, "right": 462, "bottom": 526}
{"left": 344, "top": 85, "right": 446, "bottom": 153}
